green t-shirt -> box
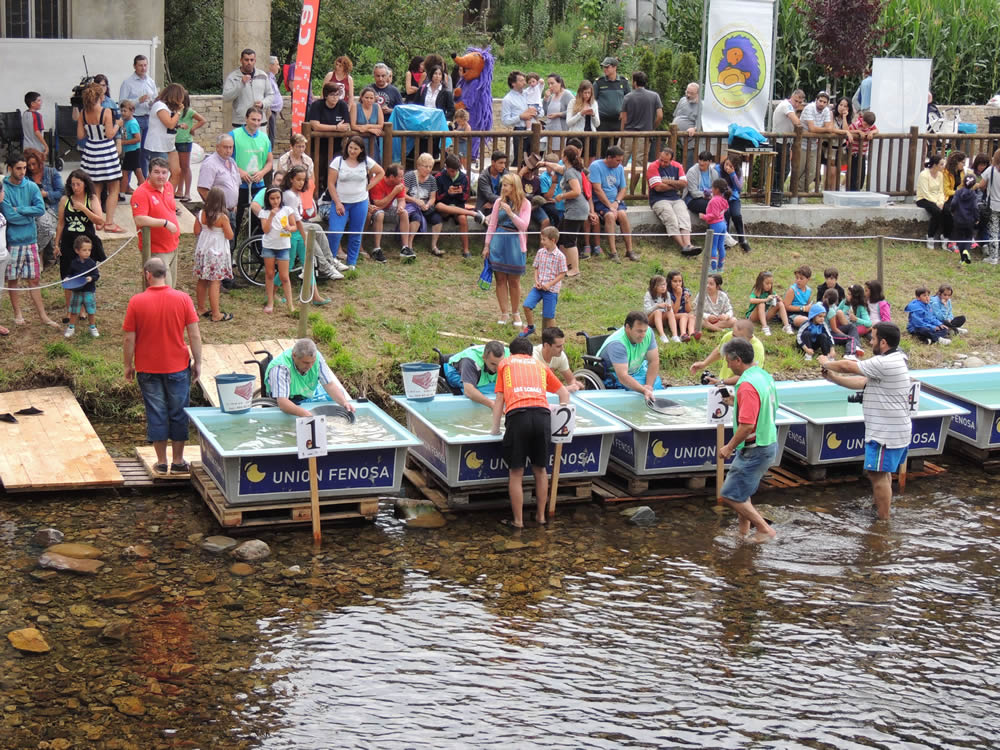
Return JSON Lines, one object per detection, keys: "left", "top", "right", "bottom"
{"left": 717, "top": 332, "right": 766, "bottom": 381}
{"left": 230, "top": 126, "right": 271, "bottom": 188}
{"left": 175, "top": 108, "right": 197, "bottom": 145}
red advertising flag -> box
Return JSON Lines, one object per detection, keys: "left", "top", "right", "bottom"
{"left": 291, "top": 0, "right": 320, "bottom": 134}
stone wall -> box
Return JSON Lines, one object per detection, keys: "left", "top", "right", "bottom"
{"left": 189, "top": 95, "right": 293, "bottom": 153}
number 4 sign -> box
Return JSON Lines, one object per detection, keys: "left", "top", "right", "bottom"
{"left": 908, "top": 381, "right": 921, "bottom": 412}
{"left": 550, "top": 403, "right": 576, "bottom": 444}
{"left": 296, "top": 415, "right": 328, "bottom": 459}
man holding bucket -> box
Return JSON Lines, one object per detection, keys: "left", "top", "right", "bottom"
{"left": 265, "top": 338, "right": 354, "bottom": 418}
{"left": 123, "top": 257, "right": 202, "bottom": 476}
{"left": 444, "top": 341, "right": 507, "bottom": 408}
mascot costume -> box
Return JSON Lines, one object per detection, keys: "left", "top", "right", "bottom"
{"left": 451, "top": 46, "right": 495, "bottom": 159}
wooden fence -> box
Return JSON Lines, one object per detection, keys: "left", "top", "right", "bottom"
{"left": 302, "top": 123, "right": 1000, "bottom": 204}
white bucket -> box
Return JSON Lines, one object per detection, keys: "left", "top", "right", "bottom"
{"left": 401, "top": 362, "right": 439, "bottom": 402}
{"left": 216, "top": 373, "right": 256, "bottom": 414}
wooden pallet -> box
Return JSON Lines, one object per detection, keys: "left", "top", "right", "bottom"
{"left": 403, "top": 461, "right": 593, "bottom": 512}
{"left": 134, "top": 446, "right": 192, "bottom": 481}
{"left": 0, "top": 387, "right": 123, "bottom": 492}
{"left": 601, "top": 462, "right": 717, "bottom": 499}
{"left": 198, "top": 339, "right": 295, "bottom": 407}
{"left": 591, "top": 477, "right": 708, "bottom": 504}
{"left": 776, "top": 456, "right": 944, "bottom": 484}
{"left": 945, "top": 439, "right": 1000, "bottom": 474}
{"left": 191, "top": 464, "right": 378, "bottom": 528}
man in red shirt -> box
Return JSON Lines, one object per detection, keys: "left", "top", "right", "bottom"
{"left": 366, "top": 163, "right": 407, "bottom": 264}
{"left": 122, "top": 257, "right": 202, "bottom": 475}
{"left": 490, "top": 336, "right": 570, "bottom": 528}
{"left": 131, "top": 157, "right": 181, "bottom": 287}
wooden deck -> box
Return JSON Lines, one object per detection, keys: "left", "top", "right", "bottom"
{"left": 0, "top": 387, "right": 123, "bottom": 492}
{"left": 198, "top": 339, "right": 295, "bottom": 407}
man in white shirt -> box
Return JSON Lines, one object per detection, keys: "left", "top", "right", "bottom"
{"left": 797, "top": 91, "right": 832, "bottom": 193}
{"left": 771, "top": 89, "right": 804, "bottom": 191}
{"left": 222, "top": 48, "right": 274, "bottom": 128}
{"left": 819, "top": 322, "right": 912, "bottom": 519}
{"left": 118, "top": 55, "right": 158, "bottom": 177}
{"left": 500, "top": 71, "right": 535, "bottom": 167}
{"left": 532, "top": 327, "right": 582, "bottom": 391}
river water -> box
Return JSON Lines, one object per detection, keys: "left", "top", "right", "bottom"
{"left": 1, "top": 459, "right": 998, "bottom": 748}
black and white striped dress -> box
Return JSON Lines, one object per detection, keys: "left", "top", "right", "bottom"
{"left": 81, "top": 108, "right": 122, "bottom": 182}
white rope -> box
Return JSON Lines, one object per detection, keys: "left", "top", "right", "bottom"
{"left": 0, "top": 235, "right": 137, "bottom": 292}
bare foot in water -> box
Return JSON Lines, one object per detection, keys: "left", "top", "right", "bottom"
{"left": 751, "top": 529, "right": 777, "bottom": 544}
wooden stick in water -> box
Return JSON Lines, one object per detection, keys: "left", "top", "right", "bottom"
{"left": 716, "top": 423, "right": 725, "bottom": 502}
{"left": 548, "top": 443, "right": 563, "bottom": 517}
{"left": 309, "top": 455, "right": 321, "bottom": 545}
{"left": 898, "top": 457, "right": 907, "bottom": 494}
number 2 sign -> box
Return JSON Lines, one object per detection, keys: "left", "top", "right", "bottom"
{"left": 550, "top": 404, "right": 576, "bottom": 444}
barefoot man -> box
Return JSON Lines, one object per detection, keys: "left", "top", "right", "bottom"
{"left": 718, "top": 338, "right": 779, "bottom": 541}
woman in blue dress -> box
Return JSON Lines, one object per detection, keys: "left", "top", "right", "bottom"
{"left": 482, "top": 173, "right": 531, "bottom": 326}
{"left": 351, "top": 86, "right": 384, "bottom": 164}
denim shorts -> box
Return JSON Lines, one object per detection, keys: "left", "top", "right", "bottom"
{"left": 261, "top": 247, "right": 290, "bottom": 261}
{"left": 175, "top": 142, "right": 193, "bottom": 153}
{"left": 523, "top": 286, "right": 558, "bottom": 319}
{"left": 596, "top": 201, "right": 627, "bottom": 217}
{"left": 720, "top": 441, "right": 778, "bottom": 503}
{"left": 144, "top": 149, "right": 168, "bottom": 161}
{"left": 864, "top": 440, "right": 907, "bottom": 473}
{"left": 137, "top": 369, "right": 191, "bottom": 442}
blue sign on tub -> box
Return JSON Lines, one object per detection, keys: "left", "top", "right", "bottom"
{"left": 238, "top": 448, "right": 396, "bottom": 495}
{"left": 932, "top": 392, "right": 977, "bottom": 440}
{"left": 410, "top": 419, "right": 448, "bottom": 476}
{"left": 820, "top": 418, "right": 944, "bottom": 461}
{"left": 643, "top": 429, "right": 735, "bottom": 471}
{"left": 785, "top": 423, "right": 809, "bottom": 459}
{"left": 457, "top": 434, "right": 602, "bottom": 482}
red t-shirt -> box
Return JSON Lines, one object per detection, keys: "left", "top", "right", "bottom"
{"left": 496, "top": 354, "right": 563, "bottom": 412}
{"left": 736, "top": 381, "right": 761, "bottom": 425}
{"left": 122, "top": 285, "right": 198, "bottom": 373}
{"left": 369, "top": 179, "right": 398, "bottom": 204}
{"left": 131, "top": 181, "right": 179, "bottom": 255}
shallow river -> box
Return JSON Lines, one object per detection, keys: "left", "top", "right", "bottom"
{"left": 1, "top": 455, "right": 998, "bottom": 748}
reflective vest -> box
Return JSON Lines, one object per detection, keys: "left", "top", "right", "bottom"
{"left": 448, "top": 346, "right": 497, "bottom": 389}
{"left": 265, "top": 348, "right": 319, "bottom": 400}
{"left": 734, "top": 365, "right": 778, "bottom": 449}
{"left": 596, "top": 325, "right": 654, "bottom": 376}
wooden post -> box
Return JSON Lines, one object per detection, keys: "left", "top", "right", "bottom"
{"left": 716, "top": 423, "right": 725, "bottom": 501}
{"left": 693, "top": 228, "right": 714, "bottom": 334}
{"left": 308, "top": 455, "right": 322, "bottom": 545}
{"left": 898, "top": 458, "right": 907, "bottom": 494}
{"left": 906, "top": 125, "right": 919, "bottom": 196}
{"left": 790, "top": 126, "right": 803, "bottom": 200}
{"left": 877, "top": 235, "right": 884, "bottom": 286}
{"left": 140, "top": 227, "right": 151, "bottom": 288}
{"left": 530, "top": 122, "right": 542, "bottom": 156}
{"left": 297, "top": 225, "right": 317, "bottom": 339}
{"left": 668, "top": 124, "right": 678, "bottom": 157}
{"left": 381, "top": 122, "right": 393, "bottom": 169}
{"left": 548, "top": 443, "right": 563, "bottom": 517}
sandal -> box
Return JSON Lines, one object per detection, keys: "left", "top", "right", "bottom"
{"left": 499, "top": 518, "right": 523, "bottom": 529}
{"left": 263, "top": 306, "right": 273, "bottom": 314}
{"left": 170, "top": 461, "right": 191, "bottom": 474}
{"left": 211, "top": 312, "right": 234, "bottom": 322}
{"left": 201, "top": 310, "right": 212, "bottom": 318}
{"left": 311, "top": 298, "right": 332, "bottom": 306}
{"left": 0, "top": 326, "right": 8, "bottom": 336}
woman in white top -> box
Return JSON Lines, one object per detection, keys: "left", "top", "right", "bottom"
{"left": 566, "top": 80, "right": 600, "bottom": 163}
{"left": 542, "top": 74, "right": 574, "bottom": 152}
{"left": 694, "top": 273, "right": 735, "bottom": 331}
{"left": 144, "top": 83, "right": 185, "bottom": 193}
{"left": 326, "top": 135, "right": 385, "bottom": 270}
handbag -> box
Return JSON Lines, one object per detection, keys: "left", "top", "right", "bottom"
{"left": 478, "top": 256, "right": 493, "bottom": 291}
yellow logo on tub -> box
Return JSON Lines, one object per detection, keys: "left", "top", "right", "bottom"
{"left": 826, "top": 433, "right": 842, "bottom": 450}
{"left": 464, "top": 451, "right": 484, "bottom": 469}
{"left": 651, "top": 440, "right": 668, "bottom": 458}
{"left": 245, "top": 463, "right": 266, "bottom": 483}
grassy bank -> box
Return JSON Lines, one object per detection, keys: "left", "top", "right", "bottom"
{"left": 1, "top": 230, "right": 997, "bottom": 421}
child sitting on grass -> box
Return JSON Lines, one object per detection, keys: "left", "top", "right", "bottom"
{"left": 840, "top": 283, "right": 871, "bottom": 337}
{"left": 643, "top": 273, "right": 676, "bottom": 344}
{"left": 695, "top": 273, "right": 735, "bottom": 331}
{"left": 905, "top": 286, "right": 952, "bottom": 345}
{"left": 796, "top": 303, "right": 834, "bottom": 361}
{"left": 825, "top": 287, "right": 865, "bottom": 356}
{"left": 865, "top": 279, "right": 891, "bottom": 323}
{"left": 667, "top": 269, "right": 697, "bottom": 341}
{"left": 815, "top": 266, "right": 845, "bottom": 304}
{"left": 930, "top": 284, "right": 968, "bottom": 334}
{"left": 519, "top": 226, "right": 567, "bottom": 338}
{"left": 745, "top": 270, "right": 793, "bottom": 336}
{"left": 784, "top": 263, "right": 814, "bottom": 328}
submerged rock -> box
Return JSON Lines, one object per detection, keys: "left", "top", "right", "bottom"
{"left": 95, "top": 583, "right": 159, "bottom": 605}
{"left": 112, "top": 695, "right": 145, "bottom": 716}
{"left": 44, "top": 542, "right": 102, "bottom": 559}
{"left": 231, "top": 540, "right": 270, "bottom": 562}
{"left": 395, "top": 498, "right": 447, "bottom": 528}
{"left": 200, "top": 536, "right": 238, "bottom": 553}
{"left": 623, "top": 506, "right": 657, "bottom": 526}
{"left": 38, "top": 552, "right": 103, "bottom": 575}
{"left": 100, "top": 621, "right": 130, "bottom": 641}
{"left": 32, "top": 528, "right": 64, "bottom": 546}
{"left": 7, "top": 627, "right": 50, "bottom": 653}
{"left": 229, "top": 563, "right": 254, "bottom": 576}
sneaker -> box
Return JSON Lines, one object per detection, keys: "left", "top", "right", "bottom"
{"left": 346, "top": 265, "right": 356, "bottom": 272}
{"left": 782, "top": 324, "right": 794, "bottom": 334}
{"left": 961, "top": 249, "right": 972, "bottom": 265}
{"left": 939, "top": 336, "right": 952, "bottom": 345}
{"left": 400, "top": 246, "right": 416, "bottom": 260}
{"left": 625, "top": 251, "right": 641, "bottom": 262}
{"left": 762, "top": 326, "right": 772, "bottom": 337}
{"left": 709, "top": 260, "right": 718, "bottom": 271}
{"left": 692, "top": 331, "right": 702, "bottom": 341}
{"left": 681, "top": 245, "right": 702, "bottom": 257}
{"left": 430, "top": 246, "right": 445, "bottom": 257}
{"left": 332, "top": 258, "right": 350, "bottom": 272}
{"left": 947, "top": 242, "right": 957, "bottom": 252}
{"left": 592, "top": 245, "right": 603, "bottom": 257}
{"left": 512, "top": 315, "right": 523, "bottom": 327}
{"left": 518, "top": 325, "right": 535, "bottom": 338}
{"left": 475, "top": 210, "right": 487, "bottom": 225}
{"left": 987, "top": 255, "right": 999, "bottom": 265}
{"left": 803, "top": 352, "right": 813, "bottom": 361}
{"left": 608, "top": 252, "right": 622, "bottom": 264}
{"left": 855, "top": 347, "right": 865, "bottom": 357}
{"left": 660, "top": 335, "right": 669, "bottom": 344}
{"left": 671, "top": 335, "right": 681, "bottom": 343}
{"left": 89, "top": 326, "right": 99, "bottom": 338}
{"left": 321, "top": 267, "right": 344, "bottom": 280}
{"left": 462, "top": 251, "right": 471, "bottom": 259}
{"left": 63, "top": 325, "right": 75, "bottom": 338}
{"left": 956, "top": 327, "right": 969, "bottom": 335}
{"left": 371, "top": 247, "right": 387, "bottom": 264}
{"left": 723, "top": 233, "right": 738, "bottom": 248}
{"left": 925, "top": 236, "right": 936, "bottom": 249}
{"left": 740, "top": 240, "right": 752, "bottom": 253}
{"left": 581, "top": 247, "right": 592, "bottom": 260}
{"left": 717, "top": 262, "right": 725, "bottom": 273}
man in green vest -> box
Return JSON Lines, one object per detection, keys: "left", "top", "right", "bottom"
{"left": 231, "top": 105, "right": 273, "bottom": 243}
{"left": 443, "top": 340, "right": 506, "bottom": 408}
{"left": 596, "top": 311, "right": 663, "bottom": 397}
{"left": 718, "top": 338, "right": 779, "bottom": 542}
{"left": 264, "top": 338, "right": 353, "bottom": 418}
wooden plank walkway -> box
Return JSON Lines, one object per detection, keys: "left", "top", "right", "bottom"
{"left": 0, "top": 387, "right": 124, "bottom": 492}
{"left": 198, "top": 339, "right": 295, "bottom": 407}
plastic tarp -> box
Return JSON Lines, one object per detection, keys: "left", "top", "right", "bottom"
{"left": 388, "top": 105, "right": 451, "bottom": 163}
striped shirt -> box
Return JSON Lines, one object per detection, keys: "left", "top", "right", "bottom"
{"left": 267, "top": 351, "right": 341, "bottom": 400}
{"left": 496, "top": 354, "right": 562, "bottom": 412}
{"left": 858, "top": 350, "right": 912, "bottom": 449}
{"left": 533, "top": 247, "right": 567, "bottom": 293}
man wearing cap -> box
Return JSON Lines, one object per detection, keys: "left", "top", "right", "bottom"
{"left": 594, "top": 57, "right": 629, "bottom": 158}
{"left": 671, "top": 82, "right": 702, "bottom": 167}
{"left": 222, "top": 48, "right": 274, "bottom": 128}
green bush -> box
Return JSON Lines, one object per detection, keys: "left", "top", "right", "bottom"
{"left": 548, "top": 21, "right": 578, "bottom": 62}
{"left": 582, "top": 57, "right": 601, "bottom": 83}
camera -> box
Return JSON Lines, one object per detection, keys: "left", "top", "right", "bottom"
{"left": 700, "top": 369, "right": 716, "bottom": 385}
{"left": 847, "top": 391, "right": 864, "bottom": 404}
{"left": 70, "top": 76, "right": 95, "bottom": 109}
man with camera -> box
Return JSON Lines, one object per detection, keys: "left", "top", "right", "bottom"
{"left": 818, "top": 322, "right": 911, "bottom": 520}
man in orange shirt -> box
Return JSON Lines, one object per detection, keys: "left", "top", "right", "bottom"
{"left": 490, "top": 336, "right": 570, "bottom": 528}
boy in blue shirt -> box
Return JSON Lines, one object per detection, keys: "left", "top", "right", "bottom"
{"left": 119, "top": 100, "right": 144, "bottom": 197}
{"left": 588, "top": 145, "right": 637, "bottom": 263}
{"left": 904, "top": 286, "right": 951, "bottom": 345}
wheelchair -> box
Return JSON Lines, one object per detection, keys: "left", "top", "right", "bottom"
{"left": 571, "top": 328, "right": 617, "bottom": 390}
{"left": 432, "top": 347, "right": 462, "bottom": 395}
{"left": 244, "top": 350, "right": 274, "bottom": 398}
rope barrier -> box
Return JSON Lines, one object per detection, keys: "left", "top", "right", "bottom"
{"left": 0, "top": 235, "right": 137, "bottom": 293}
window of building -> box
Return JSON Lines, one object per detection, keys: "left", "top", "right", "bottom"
{"left": 2, "top": 0, "right": 68, "bottom": 38}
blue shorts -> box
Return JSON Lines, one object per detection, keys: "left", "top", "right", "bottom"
{"left": 261, "top": 247, "right": 290, "bottom": 261}
{"left": 720, "top": 442, "right": 778, "bottom": 503}
{"left": 69, "top": 290, "right": 96, "bottom": 315}
{"left": 175, "top": 142, "right": 193, "bottom": 153}
{"left": 144, "top": 149, "right": 168, "bottom": 161}
{"left": 523, "top": 287, "right": 558, "bottom": 319}
{"left": 137, "top": 369, "right": 191, "bottom": 442}
{"left": 595, "top": 201, "right": 627, "bottom": 218}
{"left": 864, "top": 440, "right": 908, "bottom": 473}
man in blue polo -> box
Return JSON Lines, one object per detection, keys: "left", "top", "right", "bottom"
{"left": 444, "top": 340, "right": 506, "bottom": 409}
{"left": 717, "top": 338, "right": 779, "bottom": 542}
{"left": 264, "top": 338, "right": 354, "bottom": 418}
{"left": 589, "top": 145, "right": 637, "bottom": 262}
{"left": 596, "top": 311, "right": 662, "bottom": 396}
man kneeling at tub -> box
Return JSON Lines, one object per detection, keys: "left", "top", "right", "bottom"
{"left": 490, "top": 336, "right": 570, "bottom": 528}
{"left": 596, "top": 311, "right": 663, "bottom": 396}
{"left": 264, "top": 338, "right": 355, "bottom": 418}
{"left": 443, "top": 340, "right": 507, "bottom": 409}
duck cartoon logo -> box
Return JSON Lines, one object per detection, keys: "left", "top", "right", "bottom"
{"left": 826, "top": 432, "right": 842, "bottom": 451}
{"left": 709, "top": 31, "right": 765, "bottom": 110}
{"left": 651, "top": 440, "right": 668, "bottom": 459}
{"left": 244, "top": 463, "right": 266, "bottom": 483}
{"left": 464, "top": 450, "right": 484, "bottom": 470}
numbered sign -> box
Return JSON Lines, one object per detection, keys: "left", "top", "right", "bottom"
{"left": 706, "top": 385, "right": 732, "bottom": 425}
{"left": 550, "top": 403, "right": 576, "bottom": 444}
{"left": 908, "top": 380, "right": 921, "bottom": 413}
{"left": 296, "top": 415, "right": 328, "bottom": 459}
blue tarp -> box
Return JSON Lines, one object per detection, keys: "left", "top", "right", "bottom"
{"left": 388, "top": 105, "right": 451, "bottom": 163}
{"left": 727, "top": 123, "right": 768, "bottom": 147}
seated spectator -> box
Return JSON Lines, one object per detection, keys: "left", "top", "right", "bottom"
{"left": 538, "top": 153, "right": 563, "bottom": 227}
{"left": 367, "top": 163, "right": 407, "bottom": 264}
{"left": 435, "top": 154, "right": 483, "bottom": 259}
{"left": 648, "top": 144, "right": 697, "bottom": 256}
{"left": 588, "top": 145, "right": 637, "bottom": 262}
{"left": 904, "top": 286, "right": 951, "bottom": 345}
{"left": 684, "top": 150, "right": 719, "bottom": 215}
{"left": 400, "top": 152, "right": 442, "bottom": 259}
{"left": 796, "top": 303, "right": 835, "bottom": 360}
{"left": 695, "top": 273, "right": 735, "bottom": 332}
{"left": 517, "top": 156, "right": 551, "bottom": 230}
{"left": 930, "top": 283, "right": 968, "bottom": 334}
{"left": 476, "top": 150, "right": 508, "bottom": 215}
{"left": 916, "top": 154, "right": 947, "bottom": 249}
{"left": 865, "top": 279, "right": 891, "bottom": 325}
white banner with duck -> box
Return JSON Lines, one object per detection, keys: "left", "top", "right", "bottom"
{"left": 701, "top": 0, "right": 776, "bottom": 132}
